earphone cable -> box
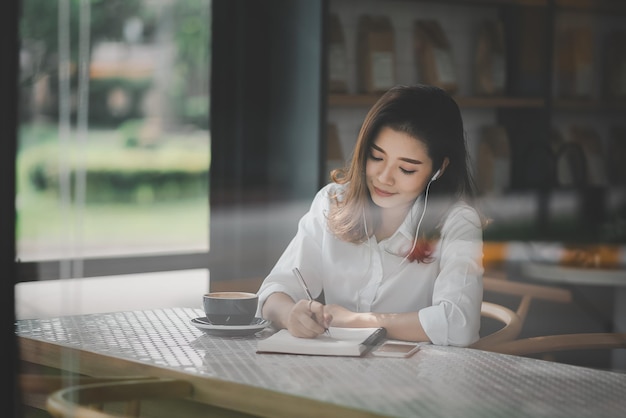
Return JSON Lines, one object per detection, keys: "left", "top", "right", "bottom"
{"left": 406, "top": 177, "right": 433, "bottom": 261}
{"left": 358, "top": 178, "right": 434, "bottom": 310}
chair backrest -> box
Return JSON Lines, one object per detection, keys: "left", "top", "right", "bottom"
{"left": 45, "top": 377, "right": 260, "bottom": 418}
{"left": 481, "top": 333, "right": 626, "bottom": 357}
{"left": 479, "top": 275, "right": 626, "bottom": 364}
{"left": 482, "top": 276, "right": 572, "bottom": 324}
{"left": 19, "top": 374, "right": 156, "bottom": 414}
{"left": 470, "top": 301, "right": 522, "bottom": 350}
{"left": 46, "top": 378, "right": 194, "bottom": 418}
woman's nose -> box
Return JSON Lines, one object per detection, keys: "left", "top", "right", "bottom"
{"left": 377, "top": 165, "right": 394, "bottom": 185}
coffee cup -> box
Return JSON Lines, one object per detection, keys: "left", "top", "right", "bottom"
{"left": 202, "top": 291, "right": 258, "bottom": 326}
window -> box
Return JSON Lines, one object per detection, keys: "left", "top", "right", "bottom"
{"left": 17, "top": 0, "right": 211, "bottom": 280}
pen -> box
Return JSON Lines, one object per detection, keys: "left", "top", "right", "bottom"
{"left": 292, "top": 267, "right": 331, "bottom": 337}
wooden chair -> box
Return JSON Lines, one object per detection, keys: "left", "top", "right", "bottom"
{"left": 482, "top": 275, "right": 573, "bottom": 328}
{"left": 480, "top": 332, "right": 626, "bottom": 357}
{"left": 470, "top": 301, "right": 522, "bottom": 350}
{"left": 19, "top": 372, "right": 155, "bottom": 417}
{"left": 45, "top": 377, "right": 258, "bottom": 418}
{"left": 447, "top": 274, "right": 575, "bottom": 351}
{"left": 479, "top": 274, "right": 626, "bottom": 366}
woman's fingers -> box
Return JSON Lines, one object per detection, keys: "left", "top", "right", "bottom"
{"left": 309, "top": 300, "right": 333, "bottom": 330}
{"left": 287, "top": 299, "right": 329, "bottom": 338}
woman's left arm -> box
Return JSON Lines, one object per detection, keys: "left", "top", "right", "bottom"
{"left": 419, "top": 205, "right": 484, "bottom": 346}
{"left": 324, "top": 304, "right": 431, "bottom": 342}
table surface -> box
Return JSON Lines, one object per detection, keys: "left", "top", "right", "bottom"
{"left": 16, "top": 307, "right": 626, "bottom": 418}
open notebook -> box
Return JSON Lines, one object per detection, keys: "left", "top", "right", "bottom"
{"left": 256, "top": 327, "right": 387, "bottom": 357}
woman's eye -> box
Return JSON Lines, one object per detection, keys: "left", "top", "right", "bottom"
{"left": 368, "top": 153, "right": 383, "bottom": 161}
{"left": 400, "top": 168, "right": 416, "bottom": 175}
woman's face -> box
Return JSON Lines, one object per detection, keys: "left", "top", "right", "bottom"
{"left": 365, "top": 126, "right": 434, "bottom": 212}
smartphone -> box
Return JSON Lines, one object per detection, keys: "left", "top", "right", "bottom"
{"left": 371, "top": 341, "right": 420, "bottom": 358}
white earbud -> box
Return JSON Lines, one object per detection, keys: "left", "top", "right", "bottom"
{"left": 431, "top": 169, "right": 442, "bottom": 182}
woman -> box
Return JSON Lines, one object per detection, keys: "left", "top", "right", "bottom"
{"left": 257, "top": 84, "right": 486, "bottom": 346}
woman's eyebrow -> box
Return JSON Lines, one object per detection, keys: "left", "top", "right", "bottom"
{"left": 371, "top": 143, "right": 422, "bottom": 165}
{"left": 400, "top": 157, "right": 422, "bottom": 165}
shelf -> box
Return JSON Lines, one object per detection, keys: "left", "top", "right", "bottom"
{"left": 556, "top": 0, "right": 626, "bottom": 14}
{"left": 326, "top": 0, "right": 626, "bottom": 234}
{"left": 329, "top": 94, "right": 626, "bottom": 111}
{"left": 419, "top": 0, "right": 626, "bottom": 13}
{"left": 456, "top": 96, "right": 545, "bottom": 108}
{"left": 396, "top": 0, "right": 548, "bottom": 7}
{"left": 553, "top": 98, "right": 626, "bottom": 112}
{"left": 328, "top": 94, "right": 545, "bottom": 109}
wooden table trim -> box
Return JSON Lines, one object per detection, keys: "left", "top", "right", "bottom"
{"left": 18, "top": 335, "right": 384, "bottom": 418}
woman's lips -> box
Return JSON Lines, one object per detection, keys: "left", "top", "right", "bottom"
{"left": 373, "top": 187, "right": 394, "bottom": 197}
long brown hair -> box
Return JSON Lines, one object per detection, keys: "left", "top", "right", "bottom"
{"left": 327, "top": 84, "right": 483, "bottom": 261}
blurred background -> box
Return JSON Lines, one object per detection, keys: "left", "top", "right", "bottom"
{"left": 4, "top": 0, "right": 626, "bottom": 390}
{"left": 16, "top": 0, "right": 211, "bottom": 265}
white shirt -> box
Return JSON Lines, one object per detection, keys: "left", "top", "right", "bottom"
{"left": 257, "top": 183, "right": 484, "bottom": 346}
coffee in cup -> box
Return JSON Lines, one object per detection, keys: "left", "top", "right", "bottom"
{"left": 202, "top": 291, "right": 258, "bottom": 326}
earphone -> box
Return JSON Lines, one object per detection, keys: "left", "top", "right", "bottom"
{"left": 431, "top": 169, "right": 442, "bottom": 182}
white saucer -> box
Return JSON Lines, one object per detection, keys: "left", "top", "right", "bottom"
{"left": 190, "top": 317, "right": 271, "bottom": 337}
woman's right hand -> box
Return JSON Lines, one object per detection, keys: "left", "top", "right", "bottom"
{"left": 286, "top": 299, "right": 332, "bottom": 338}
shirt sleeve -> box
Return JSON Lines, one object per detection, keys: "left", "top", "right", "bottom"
{"left": 256, "top": 185, "right": 334, "bottom": 317}
{"left": 418, "top": 204, "right": 484, "bottom": 347}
